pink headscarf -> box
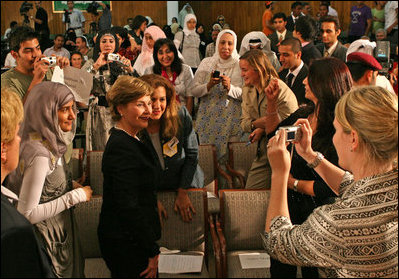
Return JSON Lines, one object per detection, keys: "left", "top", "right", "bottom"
{"left": 133, "top": 25, "right": 166, "bottom": 76}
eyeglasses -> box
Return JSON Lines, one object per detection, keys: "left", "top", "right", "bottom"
{"left": 58, "top": 106, "right": 80, "bottom": 115}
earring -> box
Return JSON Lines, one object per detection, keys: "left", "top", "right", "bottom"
{"left": 350, "top": 148, "right": 353, "bottom": 152}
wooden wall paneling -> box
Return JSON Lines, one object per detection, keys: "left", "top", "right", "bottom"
{"left": 1, "top": 1, "right": 167, "bottom": 37}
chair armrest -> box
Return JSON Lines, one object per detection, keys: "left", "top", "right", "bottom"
{"left": 209, "top": 215, "right": 223, "bottom": 278}
{"left": 225, "top": 163, "right": 246, "bottom": 189}
{"left": 215, "top": 215, "right": 227, "bottom": 278}
{"left": 216, "top": 164, "right": 233, "bottom": 189}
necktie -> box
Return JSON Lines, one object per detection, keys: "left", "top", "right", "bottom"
{"left": 286, "top": 73, "right": 294, "bottom": 87}
{"left": 279, "top": 35, "right": 283, "bottom": 42}
{"left": 324, "top": 49, "right": 329, "bottom": 57}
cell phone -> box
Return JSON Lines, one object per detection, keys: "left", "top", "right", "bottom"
{"left": 212, "top": 70, "right": 220, "bottom": 78}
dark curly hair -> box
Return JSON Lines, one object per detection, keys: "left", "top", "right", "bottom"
{"left": 152, "top": 38, "right": 183, "bottom": 76}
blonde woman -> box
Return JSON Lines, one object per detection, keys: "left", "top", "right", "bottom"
{"left": 264, "top": 86, "right": 398, "bottom": 277}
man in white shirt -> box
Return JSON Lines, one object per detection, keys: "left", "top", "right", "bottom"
{"left": 384, "top": 1, "right": 398, "bottom": 45}
{"left": 62, "top": 1, "right": 86, "bottom": 37}
{"left": 43, "top": 34, "right": 71, "bottom": 59}
{"left": 278, "top": 37, "right": 309, "bottom": 105}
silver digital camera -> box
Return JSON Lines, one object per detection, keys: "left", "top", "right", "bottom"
{"left": 41, "top": 56, "right": 57, "bottom": 67}
{"left": 107, "top": 53, "right": 121, "bottom": 62}
{"left": 277, "top": 125, "right": 302, "bottom": 142}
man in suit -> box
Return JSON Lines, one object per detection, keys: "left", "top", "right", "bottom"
{"left": 316, "top": 16, "right": 347, "bottom": 62}
{"left": 286, "top": 2, "right": 303, "bottom": 32}
{"left": 293, "top": 16, "right": 322, "bottom": 66}
{"left": 268, "top": 13, "right": 293, "bottom": 55}
{"left": 278, "top": 38, "right": 309, "bottom": 105}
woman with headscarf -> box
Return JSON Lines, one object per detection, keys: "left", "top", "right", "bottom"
{"left": 191, "top": 29, "right": 244, "bottom": 163}
{"left": 239, "top": 31, "right": 281, "bottom": 71}
{"left": 133, "top": 25, "right": 166, "bottom": 76}
{"left": 174, "top": 14, "right": 201, "bottom": 72}
{"left": 10, "top": 82, "right": 93, "bottom": 278}
{"left": 178, "top": 3, "right": 194, "bottom": 27}
{"left": 82, "top": 29, "right": 135, "bottom": 151}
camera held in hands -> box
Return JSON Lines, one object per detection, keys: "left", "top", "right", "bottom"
{"left": 107, "top": 53, "right": 121, "bottom": 62}
{"left": 277, "top": 125, "right": 302, "bottom": 142}
{"left": 212, "top": 70, "right": 220, "bottom": 79}
{"left": 41, "top": 56, "right": 57, "bottom": 67}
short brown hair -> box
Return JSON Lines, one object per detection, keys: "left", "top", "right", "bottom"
{"left": 106, "top": 76, "right": 153, "bottom": 121}
{"left": 320, "top": 15, "right": 341, "bottom": 31}
{"left": 1, "top": 88, "right": 24, "bottom": 143}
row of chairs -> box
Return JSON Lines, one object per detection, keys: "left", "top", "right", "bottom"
{"left": 70, "top": 141, "right": 259, "bottom": 195}
{"left": 74, "top": 189, "right": 272, "bottom": 278}
{"left": 71, "top": 142, "right": 268, "bottom": 277}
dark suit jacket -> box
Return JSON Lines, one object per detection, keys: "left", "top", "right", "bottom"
{"left": 279, "top": 63, "right": 309, "bottom": 105}
{"left": 316, "top": 41, "right": 348, "bottom": 62}
{"left": 301, "top": 42, "right": 322, "bottom": 66}
{"left": 99, "top": 128, "right": 161, "bottom": 258}
{"left": 268, "top": 30, "right": 294, "bottom": 54}
{"left": 1, "top": 194, "right": 55, "bottom": 278}
{"left": 286, "top": 15, "right": 304, "bottom": 32}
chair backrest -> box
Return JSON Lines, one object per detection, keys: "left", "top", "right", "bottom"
{"left": 70, "top": 148, "right": 84, "bottom": 180}
{"left": 157, "top": 189, "right": 208, "bottom": 254}
{"left": 87, "top": 151, "right": 104, "bottom": 195}
{"left": 198, "top": 144, "right": 218, "bottom": 194}
{"left": 74, "top": 195, "right": 103, "bottom": 258}
{"left": 220, "top": 189, "right": 270, "bottom": 251}
{"left": 227, "top": 142, "right": 257, "bottom": 181}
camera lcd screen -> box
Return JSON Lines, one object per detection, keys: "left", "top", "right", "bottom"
{"left": 287, "top": 131, "right": 296, "bottom": 140}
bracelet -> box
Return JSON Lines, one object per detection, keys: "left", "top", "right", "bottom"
{"left": 293, "top": 180, "right": 299, "bottom": 192}
{"left": 306, "top": 152, "right": 324, "bottom": 169}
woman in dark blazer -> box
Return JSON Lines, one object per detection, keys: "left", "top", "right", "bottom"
{"left": 98, "top": 76, "right": 161, "bottom": 278}
{"left": 139, "top": 74, "right": 204, "bottom": 223}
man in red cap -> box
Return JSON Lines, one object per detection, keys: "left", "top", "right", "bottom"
{"left": 346, "top": 51, "right": 382, "bottom": 86}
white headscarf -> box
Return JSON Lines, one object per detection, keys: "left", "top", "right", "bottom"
{"left": 346, "top": 39, "right": 376, "bottom": 60}
{"left": 211, "top": 29, "right": 240, "bottom": 70}
{"left": 183, "top": 14, "right": 198, "bottom": 36}
{"left": 239, "top": 31, "right": 272, "bottom": 56}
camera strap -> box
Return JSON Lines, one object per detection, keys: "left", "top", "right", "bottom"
{"left": 179, "top": 32, "right": 185, "bottom": 53}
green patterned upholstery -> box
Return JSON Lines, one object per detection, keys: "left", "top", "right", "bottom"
{"left": 87, "top": 151, "right": 104, "bottom": 195}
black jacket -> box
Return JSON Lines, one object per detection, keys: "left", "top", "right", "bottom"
{"left": 279, "top": 63, "right": 309, "bottom": 105}
{"left": 1, "top": 194, "right": 55, "bottom": 278}
{"left": 98, "top": 128, "right": 161, "bottom": 258}
{"left": 301, "top": 42, "right": 322, "bottom": 66}
{"left": 268, "top": 30, "right": 294, "bottom": 54}
{"left": 316, "top": 41, "right": 348, "bottom": 62}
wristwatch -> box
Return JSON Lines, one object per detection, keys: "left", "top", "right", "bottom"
{"left": 306, "top": 152, "right": 324, "bottom": 169}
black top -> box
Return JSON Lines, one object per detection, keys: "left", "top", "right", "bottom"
{"left": 267, "top": 107, "right": 338, "bottom": 225}
{"left": 35, "top": 7, "right": 49, "bottom": 34}
{"left": 98, "top": 128, "right": 161, "bottom": 258}
{"left": 301, "top": 42, "right": 322, "bottom": 66}
{"left": 128, "top": 30, "right": 143, "bottom": 46}
{"left": 1, "top": 194, "right": 55, "bottom": 278}
{"left": 140, "top": 106, "right": 202, "bottom": 190}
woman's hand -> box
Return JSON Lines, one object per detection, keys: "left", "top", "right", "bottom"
{"left": 140, "top": 254, "right": 159, "bottom": 278}
{"left": 293, "top": 118, "right": 317, "bottom": 162}
{"left": 174, "top": 188, "right": 196, "bottom": 222}
{"left": 220, "top": 74, "right": 231, "bottom": 91}
{"left": 82, "top": 186, "right": 93, "bottom": 201}
{"left": 207, "top": 71, "right": 221, "bottom": 91}
{"left": 267, "top": 129, "right": 291, "bottom": 175}
{"left": 157, "top": 200, "right": 168, "bottom": 228}
{"left": 120, "top": 55, "right": 134, "bottom": 73}
{"left": 264, "top": 77, "right": 279, "bottom": 104}
{"left": 93, "top": 52, "right": 108, "bottom": 70}
{"left": 248, "top": 127, "right": 264, "bottom": 143}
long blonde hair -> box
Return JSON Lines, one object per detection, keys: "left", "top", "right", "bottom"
{"left": 139, "top": 74, "right": 181, "bottom": 139}
{"left": 335, "top": 86, "right": 398, "bottom": 165}
{"left": 1, "top": 88, "right": 23, "bottom": 143}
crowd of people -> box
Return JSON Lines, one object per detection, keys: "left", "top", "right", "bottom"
{"left": 1, "top": 1, "right": 398, "bottom": 278}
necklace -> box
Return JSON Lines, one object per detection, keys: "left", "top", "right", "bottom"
{"left": 114, "top": 125, "right": 138, "bottom": 140}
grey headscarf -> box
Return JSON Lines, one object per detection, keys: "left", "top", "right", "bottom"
{"left": 19, "top": 81, "right": 76, "bottom": 171}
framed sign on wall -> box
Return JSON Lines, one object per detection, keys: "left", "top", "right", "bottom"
{"left": 52, "top": 1, "right": 111, "bottom": 13}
